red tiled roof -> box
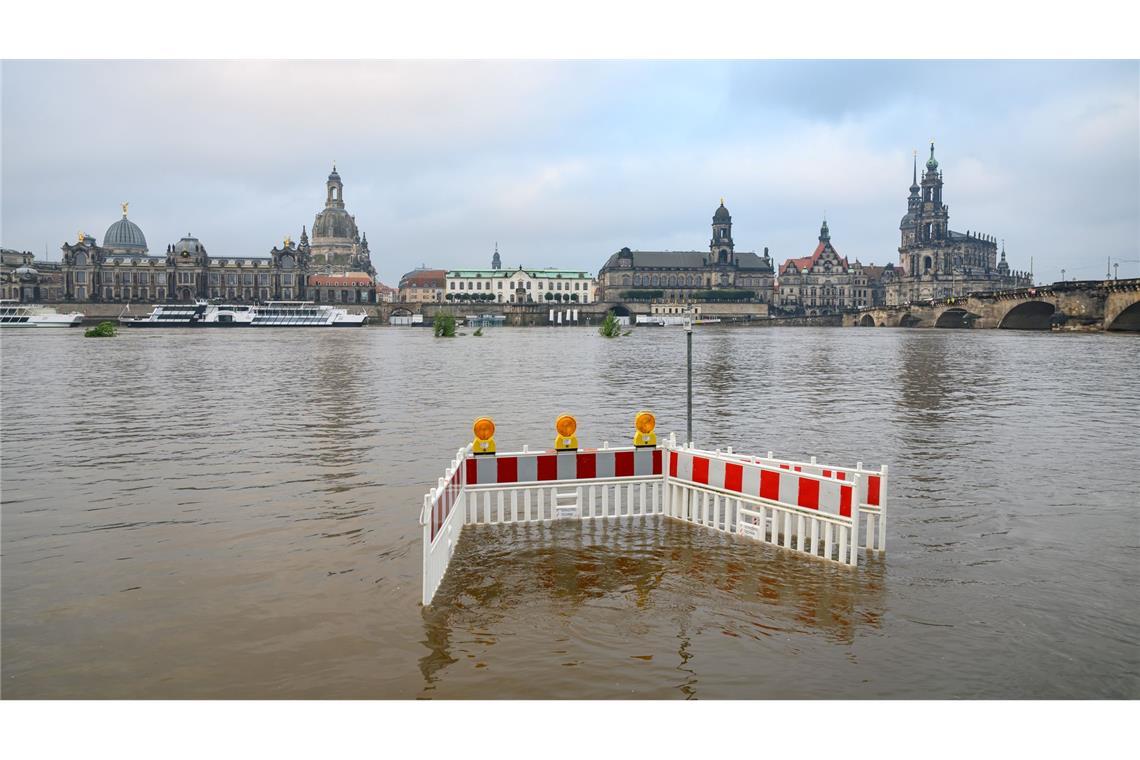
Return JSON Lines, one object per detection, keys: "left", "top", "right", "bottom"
{"left": 400, "top": 269, "right": 446, "bottom": 287}
{"left": 780, "top": 242, "right": 849, "bottom": 274}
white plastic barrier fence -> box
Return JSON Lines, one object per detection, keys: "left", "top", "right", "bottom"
{"left": 664, "top": 442, "right": 866, "bottom": 565}
{"left": 685, "top": 446, "right": 889, "bottom": 553}
{"left": 421, "top": 435, "right": 889, "bottom": 605}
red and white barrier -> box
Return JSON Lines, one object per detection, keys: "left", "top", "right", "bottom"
{"left": 422, "top": 435, "right": 889, "bottom": 605}
{"left": 707, "top": 448, "right": 889, "bottom": 552}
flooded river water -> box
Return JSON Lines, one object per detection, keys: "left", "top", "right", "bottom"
{"left": 2, "top": 326, "right": 1137, "bottom": 698}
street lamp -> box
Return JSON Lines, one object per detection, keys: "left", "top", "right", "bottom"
{"left": 683, "top": 306, "right": 693, "bottom": 447}
{"left": 1061, "top": 268, "right": 1066, "bottom": 284}
{"left": 1114, "top": 263, "right": 1119, "bottom": 280}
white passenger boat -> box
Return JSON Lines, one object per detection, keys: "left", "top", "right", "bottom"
{"left": 0, "top": 300, "right": 85, "bottom": 328}
{"left": 121, "top": 300, "right": 369, "bottom": 327}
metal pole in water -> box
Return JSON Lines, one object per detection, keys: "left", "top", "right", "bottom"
{"left": 685, "top": 309, "right": 693, "bottom": 446}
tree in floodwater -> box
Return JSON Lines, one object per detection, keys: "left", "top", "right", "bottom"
{"left": 599, "top": 311, "right": 621, "bottom": 338}
{"left": 84, "top": 321, "right": 117, "bottom": 338}
{"left": 433, "top": 313, "right": 457, "bottom": 337}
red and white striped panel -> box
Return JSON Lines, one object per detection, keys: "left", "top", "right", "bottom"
{"left": 464, "top": 448, "right": 662, "bottom": 487}
{"left": 670, "top": 451, "right": 854, "bottom": 518}
{"left": 430, "top": 467, "right": 462, "bottom": 541}
{"left": 748, "top": 457, "right": 882, "bottom": 509}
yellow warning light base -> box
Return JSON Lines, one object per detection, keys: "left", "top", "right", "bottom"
{"left": 472, "top": 416, "right": 497, "bottom": 456}
{"left": 554, "top": 414, "right": 579, "bottom": 451}
{"left": 634, "top": 431, "right": 657, "bottom": 448}
{"left": 554, "top": 434, "right": 579, "bottom": 451}
{"left": 633, "top": 410, "right": 657, "bottom": 447}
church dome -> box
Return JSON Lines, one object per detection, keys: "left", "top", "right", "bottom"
{"left": 173, "top": 235, "right": 204, "bottom": 255}
{"left": 713, "top": 201, "right": 731, "bottom": 223}
{"left": 312, "top": 207, "right": 358, "bottom": 240}
{"left": 104, "top": 207, "right": 148, "bottom": 253}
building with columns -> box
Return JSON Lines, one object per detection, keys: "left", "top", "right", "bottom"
{"left": 58, "top": 204, "right": 313, "bottom": 303}
{"left": 885, "top": 143, "right": 1031, "bottom": 305}
{"left": 597, "top": 200, "right": 775, "bottom": 304}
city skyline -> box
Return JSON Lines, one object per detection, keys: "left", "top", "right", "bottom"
{"left": 2, "top": 60, "right": 1137, "bottom": 285}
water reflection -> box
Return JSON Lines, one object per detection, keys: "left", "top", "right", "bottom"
{"left": 418, "top": 516, "right": 886, "bottom": 694}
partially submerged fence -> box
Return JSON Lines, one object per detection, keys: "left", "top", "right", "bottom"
{"left": 421, "top": 425, "right": 889, "bottom": 606}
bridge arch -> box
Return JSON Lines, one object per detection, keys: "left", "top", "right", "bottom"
{"left": 609, "top": 304, "right": 632, "bottom": 318}
{"left": 1107, "top": 301, "right": 1140, "bottom": 332}
{"left": 858, "top": 314, "right": 876, "bottom": 327}
{"left": 934, "top": 307, "right": 978, "bottom": 329}
{"left": 998, "top": 300, "right": 1055, "bottom": 330}
{"left": 898, "top": 312, "right": 922, "bottom": 328}
{"left": 389, "top": 306, "right": 413, "bottom": 321}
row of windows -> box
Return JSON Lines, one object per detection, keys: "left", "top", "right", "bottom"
{"left": 209, "top": 273, "right": 271, "bottom": 286}
{"left": 449, "top": 279, "right": 589, "bottom": 292}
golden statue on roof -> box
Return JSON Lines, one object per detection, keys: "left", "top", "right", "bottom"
{"left": 121, "top": 201, "right": 129, "bottom": 217}
{"left": 77, "top": 230, "right": 86, "bottom": 243}
{"left": 284, "top": 235, "right": 293, "bottom": 248}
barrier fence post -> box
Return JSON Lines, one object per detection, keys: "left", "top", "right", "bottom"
{"left": 685, "top": 314, "right": 693, "bottom": 446}
{"left": 850, "top": 472, "right": 864, "bottom": 566}
{"left": 878, "top": 464, "right": 889, "bottom": 553}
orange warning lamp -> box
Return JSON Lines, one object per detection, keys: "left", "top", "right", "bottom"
{"left": 472, "top": 416, "right": 496, "bottom": 455}
{"left": 554, "top": 414, "right": 578, "bottom": 451}
{"left": 634, "top": 410, "right": 657, "bottom": 447}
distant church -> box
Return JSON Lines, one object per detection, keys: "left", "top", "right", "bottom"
{"left": 885, "top": 143, "right": 1031, "bottom": 304}
{"left": 306, "top": 165, "right": 375, "bottom": 277}
{"left": 596, "top": 200, "right": 775, "bottom": 303}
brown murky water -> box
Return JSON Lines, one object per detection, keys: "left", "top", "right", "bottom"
{"left": 2, "top": 326, "right": 1138, "bottom": 698}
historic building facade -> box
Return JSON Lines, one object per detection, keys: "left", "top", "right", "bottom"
{"left": 886, "top": 143, "right": 1032, "bottom": 305}
{"left": 307, "top": 271, "right": 377, "bottom": 304}
{"left": 398, "top": 267, "right": 447, "bottom": 303}
{"left": 1, "top": 249, "right": 65, "bottom": 302}
{"left": 597, "top": 201, "right": 775, "bottom": 303}
{"left": 775, "top": 220, "right": 887, "bottom": 315}
{"left": 58, "top": 204, "right": 313, "bottom": 303}
{"left": 446, "top": 265, "right": 595, "bottom": 304}
{"left": 309, "top": 165, "right": 375, "bottom": 277}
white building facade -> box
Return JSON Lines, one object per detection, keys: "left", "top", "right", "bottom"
{"left": 445, "top": 266, "right": 596, "bottom": 304}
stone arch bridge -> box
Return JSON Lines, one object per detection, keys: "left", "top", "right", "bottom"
{"left": 844, "top": 279, "right": 1140, "bottom": 331}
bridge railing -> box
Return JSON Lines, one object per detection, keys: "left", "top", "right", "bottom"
{"left": 421, "top": 433, "right": 889, "bottom": 606}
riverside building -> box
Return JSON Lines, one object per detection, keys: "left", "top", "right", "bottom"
{"left": 445, "top": 247, "right": 595, "bottom": 304}
{"left": 885, "top": 143, "right": 1032, "bottom": 304}
{"left": 596, "top": 201, "right": 775, "bottom": 305}
{"left": 398, "top": 267, "right": 447, "bottom": 303}
{"left": 54, "top": 166, "right": 381, "bottom": 304}
{"left": 775, "top": 220, "right": 888, "bottom": 315}
{"left": 58, "top": 205, "right": 314, "bottom": 303}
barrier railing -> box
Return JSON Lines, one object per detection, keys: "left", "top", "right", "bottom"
{"left": 664, "top": 441, "right": 866, "bottom": 566}
{"left": 685, "top": 446, "right": 889, "bottom": 553}
{"left": 421, "top": 425, "right": 890, "bottom": 606}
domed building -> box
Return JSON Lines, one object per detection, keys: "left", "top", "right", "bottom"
{"left": 309, "top": 165, "right": 375, "bottom": 276}
{"left": 103, "top": 203, "right": 148, "bottom": 254}
{"left": 59, "top": 204, "right": 317, "bottom": 303}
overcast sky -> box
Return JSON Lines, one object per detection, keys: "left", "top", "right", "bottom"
{"left": 2, "top": 60, "right": 1137, "bottom": 284}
